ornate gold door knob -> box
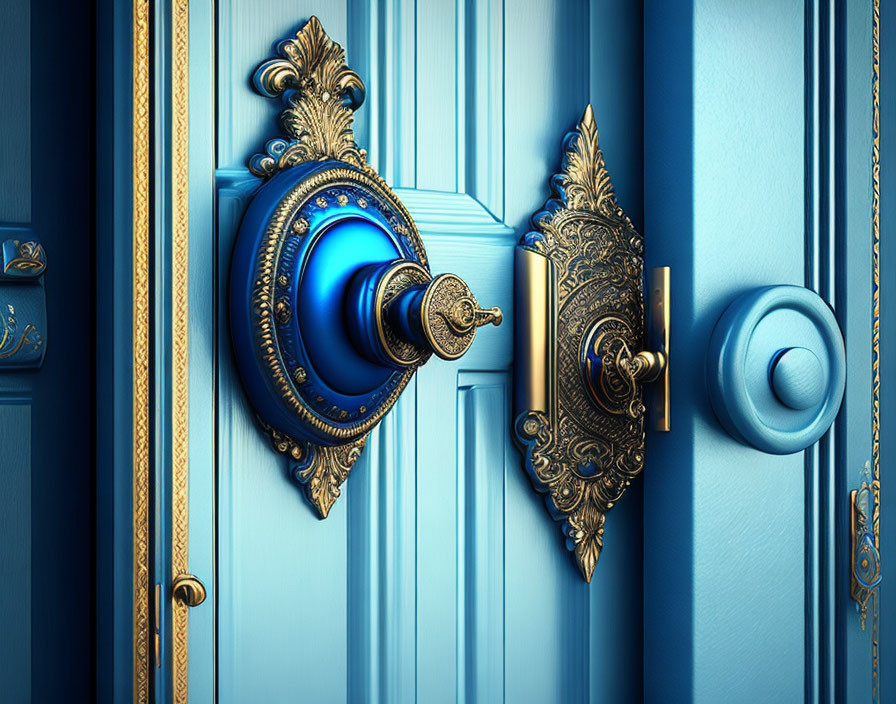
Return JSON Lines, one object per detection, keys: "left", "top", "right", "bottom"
{"left": 229, "top": 17, "right": 501, "bottom": 518}
{"left": 346, "top": 261, "right": 502, "bottom": 367}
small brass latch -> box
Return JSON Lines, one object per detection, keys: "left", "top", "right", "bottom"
{"left": 513, "top": 105, "right": 670, "bottom": 582}
{"left": 172, "top": 574, "right": 207, "bottom": 608}
{"left": 582, "top": 267, "right": 670, "bottom": 429}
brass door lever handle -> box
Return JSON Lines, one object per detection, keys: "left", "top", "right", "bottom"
{"left": 582, "top": 267, "right": 670, "bottom": 430}
{"left": 346, "top": 261, "right": 501, "bottom": 367}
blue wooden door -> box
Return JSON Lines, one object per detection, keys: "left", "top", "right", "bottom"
{"left": 172, "top": 1, "right": 883, "bottom": 702}
{"left": 0, "top": 1, "right": 94, "bottom": 702}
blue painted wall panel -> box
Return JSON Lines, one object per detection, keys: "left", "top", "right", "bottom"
{"left": 880, "top": 2, "right": 896, "bottom": 701}
{"left": 0, "top": 403, "right": 31, "bottom": 704}
{"left": 839, "top": 1, "right": 876, "bottom": 701}
{"left": 0, "top": 0, "right": 94, "bottom": 701}
{"left": 880, "top": 0, "right": 895, "bottom": 697}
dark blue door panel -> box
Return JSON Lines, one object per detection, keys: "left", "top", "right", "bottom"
{"left": 0, "top": 0, "right": 94, "bottom": 701}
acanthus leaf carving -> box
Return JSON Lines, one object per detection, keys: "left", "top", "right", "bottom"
{"left": 250, "top": 16, "right": 367, "bottom": 178}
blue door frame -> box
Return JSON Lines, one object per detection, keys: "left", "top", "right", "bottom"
{"left": 643, "top": 1, "right": 881, "bottom": 700}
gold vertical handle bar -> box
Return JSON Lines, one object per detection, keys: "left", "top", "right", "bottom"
{"left": 649, "top": 267, "right": 670, "bottom": 432}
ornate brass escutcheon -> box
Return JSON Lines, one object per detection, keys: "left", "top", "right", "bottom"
{"left": 0, "top": 238, "right": 47, "bottom": 370}
{"left": 850, "top": 463, "right": 881, "bottom": 629}
{"left": 229, "top": 17, "right": 501, "bottom": 518}
{"left": 513, "top": 106, "right": 669, "bottom": 582}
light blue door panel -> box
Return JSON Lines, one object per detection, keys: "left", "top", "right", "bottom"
{"left": 209, "top": 1, "right": 644, "bottom": 702}
{"left": 645, "top": 1, "right": 807, "bottom": 700}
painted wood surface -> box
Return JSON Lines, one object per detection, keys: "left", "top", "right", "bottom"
{"left": 644, "top": 1, "right": 876, "bottom": 702}
{"left": 178, "top": 0, "right": 882, "bottom": 702}
{"left": 0, "top": 404, "right": 31, "bottom": 703}
{"left": 0, "top": 39, "right": 31, "bottom": 704}
{"left": 881, "top": 0, "right": 895, "bottom": 693}
{"left": 201, "top": 1, "right": 644, "bottom": 702}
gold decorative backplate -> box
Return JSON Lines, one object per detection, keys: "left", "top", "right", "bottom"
{"left": 851, "top": 463, "right": 881, "bottom": 629}
{"left": 514, "top": 105, "right": 667, "bottom": 582}
{"left": 242, "top": 18, "right": 386, "bottom": 518}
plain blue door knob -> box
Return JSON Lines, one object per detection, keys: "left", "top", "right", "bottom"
{"left": 770, "top": 347, "right": 827, "bottom": 410}
{"left": 707, "top": 285, "right": 846, "bottom": 454}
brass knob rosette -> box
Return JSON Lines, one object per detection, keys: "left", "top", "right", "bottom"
{"left": 365, "top": 261, "right": 502, "bottom": 367}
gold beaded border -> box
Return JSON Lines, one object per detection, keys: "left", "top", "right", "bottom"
{"left": 252, "top": 168, "right": 425, "bottom": 441}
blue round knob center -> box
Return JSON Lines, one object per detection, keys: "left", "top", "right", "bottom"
{"left": 770, "top": 347, "right": 826, "bottom": 410}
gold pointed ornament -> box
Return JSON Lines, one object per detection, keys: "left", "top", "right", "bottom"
{"left": 514, "top": 105, "right": 667, "bottom": 581}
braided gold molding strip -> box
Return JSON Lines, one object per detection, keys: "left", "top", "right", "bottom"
{"left": 171, "top": 0, "right": 191, "bottom": 702}
{"left": 132, "top": 0, "right": 151, "bottom": 701}
{"left": 870, "top": 0, "right": 881, "bottom": 698}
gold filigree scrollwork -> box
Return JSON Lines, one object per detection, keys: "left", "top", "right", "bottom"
{"left": 851, "top": 462, "right": 881, "bottom": 629}
{"left": 0, "top": 305, "right": 42, "bottom": 359}
{"left": 131, "top": 0, "right": 151, "bottom": 699}
{"left": 261, "top": 415, "right": 368, "bottom": 518}
{"left": 249, "top": 16, "right": 367, "bottom": 178}
{"left": 2, "top": 240, "right": 47, "bottom": 276}
{"left": 515, "top": 105, "right": 654, "bottom": 582}
{"left": 855, "top": 3, "right": 882, "bottom": 697}
{"left": 291, "top": 437, "right": 368, "bottom": 519}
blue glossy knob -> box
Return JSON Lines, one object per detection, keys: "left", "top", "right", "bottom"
{"left": 707, "top": 285, "right": 846, "bottom": 454}
{"left": 770, "top": 347, "right": 826, "bottom": 410}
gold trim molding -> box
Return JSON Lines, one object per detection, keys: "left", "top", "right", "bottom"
{"left": 851, "top": 2, "right": 881, "bottom": 699}
{"left": 132, "top": 0, "right": 151, "bottom": 701}
{"left": 170, "top": 0, "right": 191, "bottom": 702}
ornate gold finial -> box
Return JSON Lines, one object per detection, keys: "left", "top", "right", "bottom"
{"left": 557, "top": 104, "right": 623, "bottom": 220}
{"left": 249, "top": 16, "right": 367, "bottom": 178}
